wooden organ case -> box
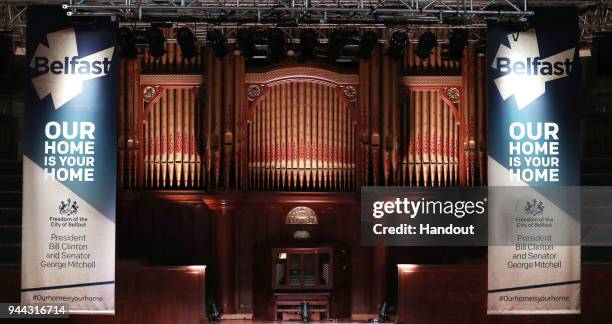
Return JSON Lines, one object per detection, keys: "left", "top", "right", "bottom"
{"left": 115, "top": 29, "right": 488, "bottom": 321}
{"left": 117, "top": 39, "right": 486, "bottom": 191}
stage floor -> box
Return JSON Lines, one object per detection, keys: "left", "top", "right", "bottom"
{"left": 215, "top": 321, "right": 381, "bottom": 324}
{"left": 215, "top": 320, "right": 378, "bottom": 324}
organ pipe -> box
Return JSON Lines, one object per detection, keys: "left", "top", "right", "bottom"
{"left": 248, "top": 81, "right": 355, "bottom": 191}
{"left": 141, "top": 88, "right": 203, "bottom": 189}
{"left": 398, "top": 89, "right": 461, "bottom": 187}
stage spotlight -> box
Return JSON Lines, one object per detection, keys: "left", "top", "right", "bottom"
{"left": 442, "top": 29, "right": 468, "bottom": 61}
{"left": 208, "top": 300, "right": 222, "bottom": 322}
{"left": 300, "top": 301, "right": 311, "bottom": 322}
{"left": 378, "top": 301, "right": 390, "bottom": 322}
{"left": 359, "top": 30, "right": 378, "bottom": 59}
{"left": 268, "top": 28, "right": 286, "bottom": 61}
{"left": 592, "top": 32, "right": 612, "bottom": 75}
{"left": 415, "top": 31, "right": 437, "bottom": 60}
{"left": 147, "top": 27, "right": 166, "bottom": 59}
{"left": 133, "top": 29, "right": 150, "bottom": 46}
{"left": 329, "top": 30, "right": 349, "bottom": 60}
{"left": 207, "top": 30, "right": 228, "bottom": 58}
{"left": 387, "top": 31, "right": 408, "bottom": 60}
{"left": 116, "top": 27, "right": 137, "bottom": 59}
{"left": 236, "top": 29, "right": 256, "bottom": 59}
{"left": 299, "top": 29, "right": 318, "bottom": 61}
{"left": 176, "top": 27, "right": 197, "bottom": 59}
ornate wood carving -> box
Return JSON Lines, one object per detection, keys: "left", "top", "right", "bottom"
{"left": 402, "top": 75, "right": 463, "bottom": 88}
{"left": 245, "top": 67, "right": 358, "bottom": 85}
{"left": 140, "top": 74, "right": 204, "bottom": 86}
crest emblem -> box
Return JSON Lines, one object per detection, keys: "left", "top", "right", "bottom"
{"left": 524, "top": 198, "right": 544, "bottom": 217}
{"left": 59, "top": 198, "right": 79, "bottom": 216}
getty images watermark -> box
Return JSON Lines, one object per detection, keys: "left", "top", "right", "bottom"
{"left": 359, "top": 186, "right": 605, "bottom": 247}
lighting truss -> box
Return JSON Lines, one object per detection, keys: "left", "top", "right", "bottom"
{"left": 0, "top": 1, "right": 611, "bottom": 47}
{"left": 63, "top": 0, "right": 535, "bottom": 23}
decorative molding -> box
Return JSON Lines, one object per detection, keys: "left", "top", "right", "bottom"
{"left": 140, "top": 74, "right": 204, "bottom": 86}
{"left": 341, "top": 85, "right": 357, "bottom": 103}
{"left": 293, "top": 230, "right": 311, "bottom": 240}
{"left": 445, "top": 87, "right": 461, "bottom": 103}
{"left": 245, "top": 67, "right": 358, "bottom": 85}
{"left": 143, "top": 86, "right": 160, "bottom": 102}
{"left": 247, "top": 84, "right": 262, "bottom": 101}
{"left": 402, "top": 75, "right": 463, "bottom": 87}
{"left": 286, "top": 206, "right": 318, "bottom": 225}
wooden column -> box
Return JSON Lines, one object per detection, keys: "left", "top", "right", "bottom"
{"left": 371, "top": 246, "right": 387, "bottom": 311}
{"left": 459, "top": 46, "right": 469, "bottom": 187}
{"left": 359, "top": 58, "right": 370, "bottom": 186}
{"left": 216, "top": 211, "right": 234, "bottom": 314}
{"left": 370, "top": 48, "right": 381, "bottom": 186}
{"left": 476, "top": 52, "right": 487, "bottom": 185}
{"left": 203, "top": 196, "right": 242, "bottom": 315}
{"left": 467, "top": 44, "right": 477, "bottom": 187}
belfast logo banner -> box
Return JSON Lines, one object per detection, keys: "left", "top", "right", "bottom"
{"left": 487, "top": 8, "right": 581, "bottom": 314}
{"left": 21, "top": 6, "right": 117, "bottom": 314}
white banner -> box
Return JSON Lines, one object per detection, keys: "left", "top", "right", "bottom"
{"left": 487, "top": 8, "right": 581, "bottom": 314}
{"left": 21, "top": 6, "right": 117, "bottom": 314}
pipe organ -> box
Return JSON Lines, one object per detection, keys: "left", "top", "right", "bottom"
{"left": 117, "top": 41, "right": 487, "bottom": 191}
{"left": 405, "top": 90, "right": 459, "bottom": 186}
{"left": 248, "top": 82, "right": 356, "bottom": 191}
{"left": 143, "top": 88, "right": 202, "bottom": 188}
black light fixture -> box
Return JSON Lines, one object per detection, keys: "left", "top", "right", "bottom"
{"left": 268, "top": 28, "right": 286, "bottom": 61}
{"left": 328, "top": 30, "right": 348, "bottom": 61}
{"left": 176, "top": 27, "right": 197, "bottom": 59}
{"left": 387, "top": 31, "right": 408, "bottom": 60}
{"left": 147, "top": 27, "right": 166, "bottom": 59}
{"left": 592, "top": 32, "right": 612, "bottom": 76}
{"left": 116, "top": 27, "right": 137, "bottom": 59}
{"left": 207, "top": 29, "right": 228, "bottom": 58}
{"left": 208, "top": 300, "right": 222, "bottom": 322}
{"left": 378, "top": 301, "right": 390, "bottom": 322}
{"left": 442, "top": 29, "right": 468, "bottom": 61}
{"left": 415, "top": 31, "right": 437, "bottom": 60}
{"left": 133, "top": 29, "right": 150, "bottom": 46}
{"left": 299, "top": 29, "right": 317, "bottom": 61}
{"left": 359, "top": 31, "right": 378, "bottom": 60}
{"left": 236, "top": 29, "right": 256, "bottom": 59}
{"left": 300, "top": 301, "right": 311, "bottom": 322}
{"left": 0, "top": 31, "right": 13, "bottom": 74}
